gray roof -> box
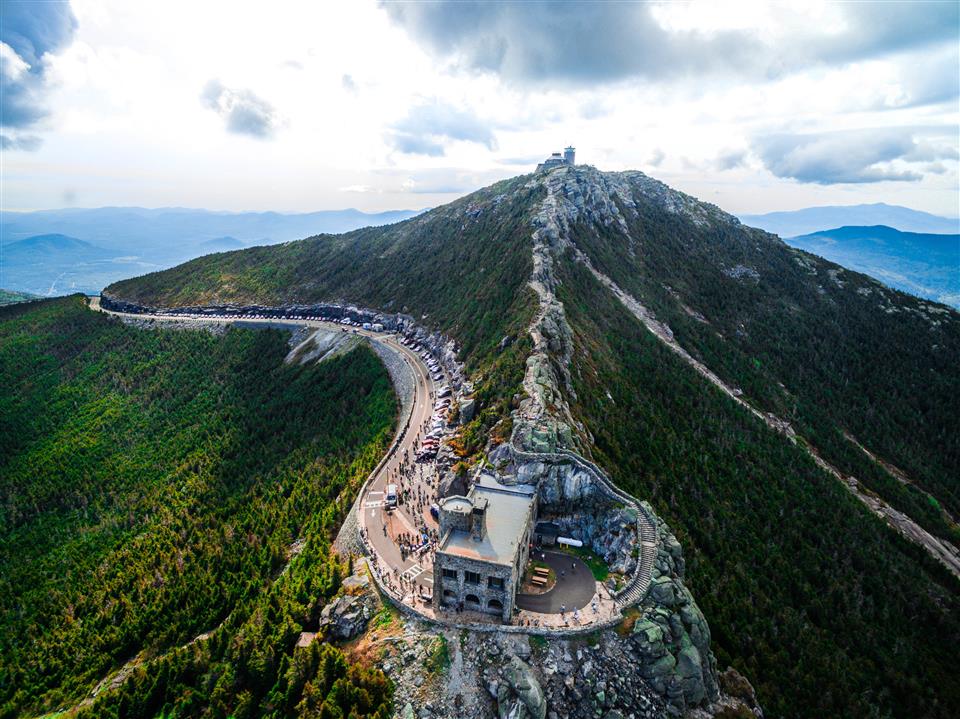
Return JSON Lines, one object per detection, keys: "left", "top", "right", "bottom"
{"left": 439, "top": 475, "right": 536, "bottom": 566}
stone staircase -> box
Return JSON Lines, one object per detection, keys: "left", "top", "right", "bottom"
{"left": 615, "top": 520, "right": 657, "bottom": 609}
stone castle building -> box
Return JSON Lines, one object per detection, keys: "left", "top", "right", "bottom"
{"left": 537, "top": 146, "right": 576, "bottom": 171}
{"left": 432, "top": 474, "right": 537, "bottom": 621}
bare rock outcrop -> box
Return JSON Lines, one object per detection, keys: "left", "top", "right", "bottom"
{"left": 631, "top": 520, "right": 719, "bottom": 715}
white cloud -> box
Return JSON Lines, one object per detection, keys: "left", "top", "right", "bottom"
{"left": 0, "top": 0, "right": 955, "bottom": 218}
{"left": 201, "top": 80, "right": 280, "bottom": 139}
{"left": 0, "top": 42, "right": 31, "bottom": 82}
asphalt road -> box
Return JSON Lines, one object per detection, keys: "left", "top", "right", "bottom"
{"left": 516, "top": 550, "right": 595, "bottom": 614}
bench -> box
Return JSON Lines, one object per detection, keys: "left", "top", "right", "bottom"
{"left": 533, "top": 567, "right": 550, "bottom": 577}
{"left": 531, "top": 576, "right": 547, "bottom": 587}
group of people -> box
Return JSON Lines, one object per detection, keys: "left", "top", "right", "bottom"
{"left": 368, "top": 439, "right": 445, "bottom": 598}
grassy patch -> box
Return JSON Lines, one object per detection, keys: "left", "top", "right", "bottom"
{"left": 529, "top": 635, "right": 548, "bottom": 653}
{"left": 561, "top": 545, "right": 610, "bottom": 582}
{"left": 371, "top": 603, "right": 400, "bottom": 631}
{"left": 616, "top": 606, "right": 643, "bottom": 637}
{"left": 425, "top": 635, "right": 450, "bottom": 676}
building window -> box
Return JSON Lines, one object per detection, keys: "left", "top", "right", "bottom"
{"left": 488, "top": 576, "right": 504, "bottom": 590}
{"left": 442, "top": 568, "right": 458, "bottom": 580}
{"left": 465, "top": 571, "right": 481, "bottom": 585}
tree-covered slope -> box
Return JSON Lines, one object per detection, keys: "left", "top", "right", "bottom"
{"left": 106, "top": 175, "right": 542, "bottom": 370}
{"left": 0, "top": 296, "right": 395, "bottom": 718}
{"left": 558, "top": 169, "right": 959, "bottom": 544}
{"left": 101, "top": 165, "right": 960, "bottom": 718}
{"left": 557, "top": 254, "right": 960, "bottom": 719}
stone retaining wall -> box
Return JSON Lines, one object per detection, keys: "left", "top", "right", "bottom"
{"left": 505, "top": 441, "right": 658, "bottom": 607}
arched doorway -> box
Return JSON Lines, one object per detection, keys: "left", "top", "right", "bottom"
{"left": 464, "top": 594, "right": 480, "bottom": 609}
{"left": 488, "top": 599, "right": 504, "bottom": 611}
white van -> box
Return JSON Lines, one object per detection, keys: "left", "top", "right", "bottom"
{"left": 385, "top": 484, "right": 398, "bottom": 509}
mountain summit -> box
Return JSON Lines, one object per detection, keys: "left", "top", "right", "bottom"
{"left": 105, "top": 165, "right": 960, "bottom": 718}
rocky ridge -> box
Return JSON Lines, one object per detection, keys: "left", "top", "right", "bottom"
{"left": 485, "top": 165, "right": 745, "bottom": 716}
{"left": 528, "top": 167, "right": 960, "bottom": 581}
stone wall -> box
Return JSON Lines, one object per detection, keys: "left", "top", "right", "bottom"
{"left": 433, "top": 553, "right": 514, "bottom": 622}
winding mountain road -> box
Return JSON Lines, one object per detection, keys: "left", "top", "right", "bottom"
{"left": 89, "top": 296, "right": 443, "bottom": 598}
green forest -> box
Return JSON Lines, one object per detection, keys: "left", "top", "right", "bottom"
{"left": 0, "top": 296, "right": 396, "bottom": 718}
{"left": 557, "top": 255, "right": 960, "bottom": 719}
{"left": 94, "top": 167, "right": 960, "bottom": 718}
{"left": 570, "top": 200, "right": 960, "bottom": 544}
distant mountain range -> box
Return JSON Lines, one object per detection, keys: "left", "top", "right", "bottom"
{"left": 739, "top": 203, "right": 959, "bottom": 237}
{"left": 0, "top": 288, "right": 39, "bottom": 305}
{"left": 0, "top": 233, "right": 144, "bottom": 297}
{"left": 4, "top": 233, "right": 112, "bottom": 261}
{"left": 784, "top": 225, "right": 959, "bottom": 308}
{"left": 199, "top": 236, "right": 246, "bottom": 253}
{"left": 0, "top": 207, "right": 422, "bottom": 296}
{"left": 0, "top": 206, "right": 422, "bottom": 253}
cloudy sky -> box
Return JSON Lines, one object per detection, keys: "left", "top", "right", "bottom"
{"left": 2, "top": 0, "right": 958, "bottom": 216}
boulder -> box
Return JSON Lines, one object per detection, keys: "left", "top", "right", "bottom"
{"left": 626, "top": 518, "right": 722, "bottom": 714}
{"left": 319, "top": 594, "right": 369, "bottom": 641}
{"left": 649, "top": 576, "right": 678, "bottom": 607}
{"left": 459, "top": 397, "right": 477, "bottom": 423}
{"left": 341, "top": 573, "right": 369, "bottom": 593}
{"left": 437, "top": 469, "right": 468, "bottom": 499}
{"left": 719, "top": 667, "right": 762, "bottom": 715}
{"left": 498, "top": 655, "right": 547, "bottom": 719}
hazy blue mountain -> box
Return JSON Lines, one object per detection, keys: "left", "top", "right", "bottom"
{"left": 0, "top": 233, "right": 158, "bottom": 297}
{"left": 0, "top": 207, "right": 421, "bottom": 297}
{"left": 740, "top": 203, "right": 959, "bottom": 237}
{"left": 199, "top": 236, "right": 246, "bottom": 253}
{"left": 785, "top": 225, "right": 959, "bottom": 308}
{"left": 3, "top": 233, "right": 110, "bottom": 260}
{"left": 0, "top": 288, "right": 40, "bottom": 305}
{"left": 0, "top": 206, "right": 422, "bottom": 257}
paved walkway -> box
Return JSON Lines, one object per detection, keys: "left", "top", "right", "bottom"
{"left": 516, "top": 550, "right": 595, "bottom": 613}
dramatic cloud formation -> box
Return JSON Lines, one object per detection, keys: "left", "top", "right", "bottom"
{"left": 753, "top": 129, "right": 958, "bottom": 184}
{"left": 715, "top": 149, "right": 748, "bottom": 171}
{"left": 201, "top": 80, "right": 280, "bottom": 138}
{"left": 2, "top": 2, "right": 955, "bottom": 215}
{"left": 382, "top": 1, "right": 758, "bottom": 85}
{"left": 389, "top": 101, "right": 497, "bottom": 156}
{"left": 383, "top": 1, "right": 958, "bottom": 87}
{"left": 0, "top": 0, "right": 77, "bottom": 148}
